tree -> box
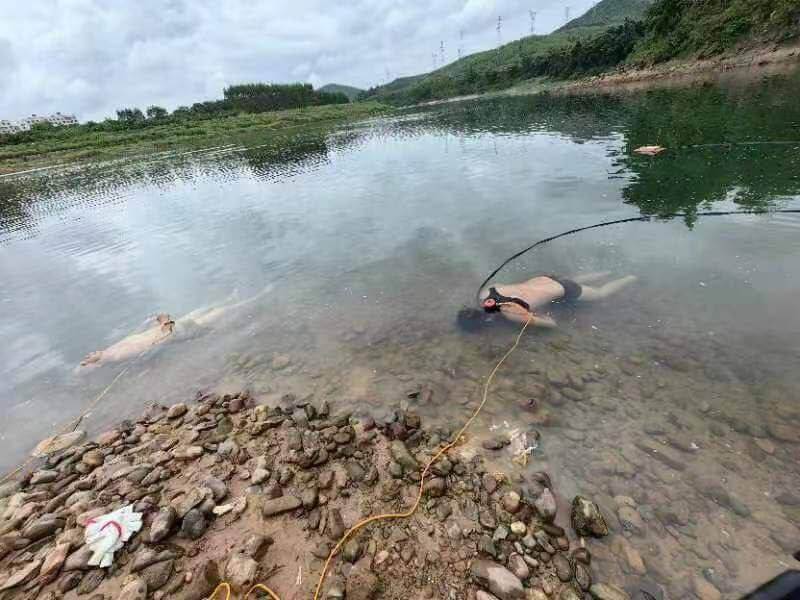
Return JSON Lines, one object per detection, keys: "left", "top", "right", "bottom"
{"left": 116, "top": 108, "right": 145, "bottom": 122}
{"left": 146, "top": 106, "right": 168, "bottom": 120}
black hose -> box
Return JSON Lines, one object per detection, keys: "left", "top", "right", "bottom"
{"left": 476, "top": 208, "right": 800, "bottom": 303}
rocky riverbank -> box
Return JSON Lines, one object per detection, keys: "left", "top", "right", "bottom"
{"left": 0, "top": 390, "right": 645, "bottom": 600}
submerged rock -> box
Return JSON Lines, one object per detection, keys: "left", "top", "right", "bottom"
{"left": 571, "top": 496, "right": 609, "bottom": 538}
{"left": 590, "top": 583, "right": 632, "bottom": 600}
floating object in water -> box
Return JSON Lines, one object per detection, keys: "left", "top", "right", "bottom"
{"left": 85, "top": 505, "right": 143, "bottom": 567}
{"left": 634, "top": 145, "right": 666, "bottom": 156}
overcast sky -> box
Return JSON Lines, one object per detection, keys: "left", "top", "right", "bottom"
{"left": 0, "top": 0, "right": 597, "bottom": 122}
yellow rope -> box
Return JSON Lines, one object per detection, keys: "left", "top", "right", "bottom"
{"left": 312, "top": 310, "right": 533, "bottom": 599}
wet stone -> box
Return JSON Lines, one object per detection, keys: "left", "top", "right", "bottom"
{"left": 553, "top": 553, "right": 572, "bottom": 582}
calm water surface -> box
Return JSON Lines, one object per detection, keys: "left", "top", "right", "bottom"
{"left": 2, "top": 67, "right": 800, "bottom": 597}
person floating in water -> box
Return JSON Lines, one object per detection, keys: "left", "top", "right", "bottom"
{"left": 459, "top": 272, "right": 637, "bottom": 330}
{"left": 78, "top": 288, "right": 271, "bottom": 370}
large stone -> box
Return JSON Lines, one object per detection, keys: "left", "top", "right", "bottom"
{"left": 590, "top": 583, "right": 631, "bottom": 600}
{"left": 571, "top": 496, "right": 609, "bottom": 538}
{"left": 149, "top": 507, "right": 178, "bottom": 543}
{"left": 262, "top": 495, "right": 302, "bottom": 517}
{"left": 389, "top": 441, "right": 418, "bottom": 471}
{"left": 470, "top": 559, "right": 525, "bottom": 600}
{"left": 167, "top": 403, "right": 188, "bottom": 418}
{"left": 31, "top": 430, "right": 85, "bottom": 457}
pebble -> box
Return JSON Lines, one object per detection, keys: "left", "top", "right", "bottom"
{"left": 470, "top": 559, "right": 525, "bottom": 600}
{"left": 262, "top": 496, "right": 302, "bottom": 517}
{"left": 503, "top": 491, "right": 521, "bottom": 514}
{"left": 389, "top": 441, "right": 418, "bottom": 471}
{"left": 251, "top": 468, "right": 270, "bottom": 484}
{"left": 533, "top": 488, "right": 557, "bottom": 522}
{"left": 510, "top": 521, "right": 526, "bottom": 536}
{"left": 343, "top": 539, "right": 361, "bottom": 563}
{"left": 507, "top": 553, "right": 529, "bottom": 581}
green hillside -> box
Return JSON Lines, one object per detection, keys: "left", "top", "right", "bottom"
{"left": 361, "top": 0, "right": 653, "bottom": 104}
{"left": 556, "top": 0, "right": 653, "bottom": 33}
{"left": 630, "top": 0, "right": 800, "bottom": 64}
{"left": 318, "top": 83, "right": 364, "bottom": 101}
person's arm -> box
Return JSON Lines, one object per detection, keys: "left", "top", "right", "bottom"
{"left": 501, "top": 305, "right": 557, "bottom": 328}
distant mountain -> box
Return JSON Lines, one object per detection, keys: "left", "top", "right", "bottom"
{"left": 361, "top": 0, "right": 654, "bottom": 105}
{"left": 556, "top": 0, "right": 653, "bottom": 34}
{"left": 318, "top": 84, "right": 364, "bottom": 101}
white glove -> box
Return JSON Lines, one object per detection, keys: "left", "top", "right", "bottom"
{"left": 85, "top": 505, "right": 143, "bottom": 568}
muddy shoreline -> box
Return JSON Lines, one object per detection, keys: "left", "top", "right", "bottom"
{"left": 0, "top": 389, "right": 657, "bottom": 600}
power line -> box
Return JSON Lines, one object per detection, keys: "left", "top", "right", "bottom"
{"left": 529, "top": 10, "right": 537, "bottom": 34}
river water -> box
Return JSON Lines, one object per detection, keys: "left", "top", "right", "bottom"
{"left": 2, "top": 67, "right": 800, "bottom": 598}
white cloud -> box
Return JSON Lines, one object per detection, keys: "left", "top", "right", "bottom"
{"left": 0, "top": 0, "right": 598, "bottom": 122}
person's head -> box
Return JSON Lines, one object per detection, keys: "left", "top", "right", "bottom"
{"left": 456, "top": 306, "right": 494, "bottom": 333}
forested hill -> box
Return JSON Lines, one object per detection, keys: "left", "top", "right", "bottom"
{"left": 556, "top": 0, "right": 652, "bottom": 33}
{"left": 318, "top": 84, "right": 363, "bottom": 101}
